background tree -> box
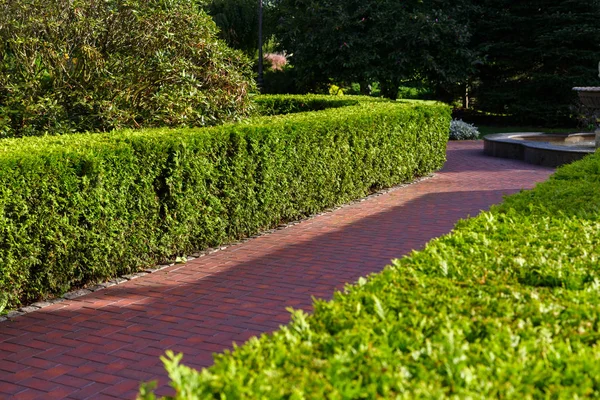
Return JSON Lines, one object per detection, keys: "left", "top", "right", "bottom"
{"left": 471, "top": 0, "right": 600, "bottom": 125}
{"left": 204, "top": 0, "right": 277, "bottom": 58}
{"left": 272, "top": 0, "right": 477, "bottom": 99}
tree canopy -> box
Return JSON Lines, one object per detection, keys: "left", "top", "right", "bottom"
{"left": 472, "top": 0, "right": 600, "bottom": 125}
{"left": 273, "top": 0, "right": 477, "bottom": 98}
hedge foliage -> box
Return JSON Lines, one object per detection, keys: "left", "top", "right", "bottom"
{"left": 140, "top": 142, "right": 600, "bottom": 397}
{"left": 0, "top": 98, "right": 450, "bottom": 310}
{"left": 253, "top": 94, "right": 374, "bottom": 116}
{"left": 0, "top": 0, "right": 254, "bottom": 138}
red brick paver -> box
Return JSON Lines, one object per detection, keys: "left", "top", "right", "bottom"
{"left": 0, "top": 141, "right": 553, "bottom": 399}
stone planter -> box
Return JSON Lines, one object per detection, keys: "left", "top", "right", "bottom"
{"left": 573, "top": 87, "right": 600, "bottom": 148}
{"left": 573, "top": 87, "right": 600, "bottom": 109}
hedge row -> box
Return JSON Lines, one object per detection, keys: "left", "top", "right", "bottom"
{"left": 140, "top": 146, "right": 600, "bottom": 396}
{"left": 0, "top": 98, "right": 450, "bottom": 310}
{"left": 253, "top": 94, "right": 378, "bottom": 116}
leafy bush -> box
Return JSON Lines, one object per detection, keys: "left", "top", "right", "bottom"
{"left": 0, "top": 292, "right": 6, "bottom": 314}
{"left": 139, "top": 132, "right": 600, "bottom": 398}
{"left": 0, "top": 0, "right": 255, "bottom": 138}
{"left": 0, "top": 98, "right": 449, "bottom": 309}
{"left": 449, "top": 119, "right": 479, "bottom": 140}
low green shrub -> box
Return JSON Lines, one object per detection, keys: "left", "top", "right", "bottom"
{"left": 0, "top": 99, "right": 449, "bottom": 309}
{"left": 139, "top": 142, "right": 600, "bottom": 397}
{"left": 0, "top": 0, "right": 254, "bottom": 138}
{"left": 253, "top": 94, "right": 379, "bottom": 116}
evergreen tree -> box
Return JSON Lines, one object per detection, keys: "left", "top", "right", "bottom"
{"left": 273, "top": 0, "right": 476, "bottom": 98}
{"left": 472, "top": 0, "right": 600, "bottom": 125}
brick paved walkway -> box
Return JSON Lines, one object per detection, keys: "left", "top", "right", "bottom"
{"left": 0, "top": 141, "right": 554, "bottom": 399}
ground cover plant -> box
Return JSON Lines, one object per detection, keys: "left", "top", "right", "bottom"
{"left": 0, "top": 97, "right": 449, "bottom": 310}
{"left": 138, "top": 146, "right": 600, "bottom": 397}
{"left": 0, "top": 0, "right": 254, "bottom": 138}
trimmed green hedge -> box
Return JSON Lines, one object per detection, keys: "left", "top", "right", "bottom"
{"left": 139, "top": 144, "right": 600, "bottom": 396}
{"left": 0, "top": 98, "right": 449, "bottom": 309}
{"left": 252, "top": 94, "right": 376, "bottom": 116}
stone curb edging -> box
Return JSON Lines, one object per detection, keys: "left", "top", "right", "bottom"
{"left": 0, "top": 174, "right": 434, "bottom": 324}
{"left": 483, "top": 132, "right": 594, "bottom": 167}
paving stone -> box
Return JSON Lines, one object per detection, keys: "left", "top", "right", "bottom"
{"left": 6, "top": 310, "right": 25, "bottom": 318}
{"left": 18, "top": 306, "right": 40, "bottom": 313}
{"left": 31, "top": 301, "right": 54, "bottom": 308}
{"left": 63, "top": 289, "right": 92, "bottom": 300}
{"left": 88, "top": 284, "right": 105, "bottom": 292}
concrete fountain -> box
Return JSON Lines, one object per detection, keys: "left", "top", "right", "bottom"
{"left": 484, "top": 63, "right": 600, "bottom": 167}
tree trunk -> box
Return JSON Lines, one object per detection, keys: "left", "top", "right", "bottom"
{"left": 463, "top": 83, "right": 470, "bottom": 109}
{"left": 379, "top": 80, "right": 399, "bottom": 99}
{"left": 359, "top": 81, "right": 371, "bottom": 95}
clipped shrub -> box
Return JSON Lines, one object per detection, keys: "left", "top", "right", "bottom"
{"left": 253, "top": 94, "right": 382, "bottom": 116}
{"left": 139, "top": 131, "right": 600, "bottom": 398}
{"left": 449, "top": 119, "right": 479, "bottom": 140}
{"left": 0, "top": 0, "right": 255, "bottom": 138}
{"left": 0, "top": 98, "right": 450, "bottom": 309}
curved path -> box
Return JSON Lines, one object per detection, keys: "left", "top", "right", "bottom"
{"left": 0, "top": 141, "right": 553, "bottom": 399}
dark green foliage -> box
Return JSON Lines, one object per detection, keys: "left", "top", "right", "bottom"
{"left": 261, "top": 67, "right": 308, "bottom": 95}
{"left": 273, "top": 0, "right": 476, "bottom": 99}
{"left": 0, "top": 0, "right": 255, "bottom": 138}
{"left": 472, "top": 0, "right": 600, "bottom": 126}
{"left": 205, "top": 0, "right": 259, "bottom": 55}
{"left": 203, "top": 0, "right": 277, "bottom": 57}
{"left": 140, "top": 141, "right": 600, "bottom": 397}
{"left": 0, "top": 97, "right": 449, "bottom": 309}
